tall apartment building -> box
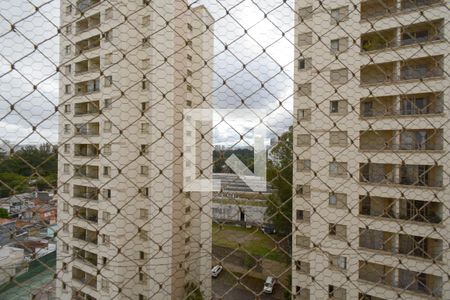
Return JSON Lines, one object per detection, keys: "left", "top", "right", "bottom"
{"left": 293, "top": 1, "right": 448, "bottom": 299}
{"left": 57, "top": 1, "right": 214, "bottom": 299}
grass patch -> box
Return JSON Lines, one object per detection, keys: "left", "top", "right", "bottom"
{"left": 212, "top": 224, "right": 289, "bottom": 263}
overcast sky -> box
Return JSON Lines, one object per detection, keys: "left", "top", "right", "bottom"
{"left": 0, "top": 0, "right": 294, "bottom": 148}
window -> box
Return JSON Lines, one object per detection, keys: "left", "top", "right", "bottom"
{"left": 295, "top": 260, "right": 310, "bottom": 274}
{"left": 103, "top": 211, "right": 110, "bottom": 221}
{"left": 104, "top": 121, "right": 112, "bottom": 133}
{"left": 331, "top": 6, "right": 349, "bottom": 24}
{"left": 298, "top": 32, "right": 313, "bottom": 46}
{"left": 64, "top": 25, "right": 71, "bottom": 35}
{"left": 187, "top": 69, "right": 193, "bottom": 77}
{"left": 62, "top": 242, "right": 69, "bottom": 253}
{"left": 296, "top": 210, "right": 310, "bottom": 222}
{"left": 142, "top": 80, "right": 149, "bottom": 90}
{"left": 329, "top": 162, "right": 347, "bottom": 177}
{"left": 103, "top": 189, "right": 111, "bottom": 199}
{"left": 101, "top": 278, "right": 109, "bottom": 291}
{"left": 139, "top": 294, "right": 147, "bottom": 300}
{"left": 142, "top": 15, "right": 151, "bottom": 26}
{"left": 104, "top": 30, "right": 113, "bottom": 42}
{"left": 297, "top": 109, "right": 311, "bottom": 121}
{"left": 64, "top": 84, "right": 72, "bottom": 94}
{"left": 103, "top": 166, "right": 111, "bottom": 177}
{"left": 297, "top": 159, "right": 311, "bottom": 172}
{"left": 139, "top": 251, "right": 146, "bottom": 260}
{"left": 64, "top": 124, "right": 71, "bottom": 134}
{"left": 187, "top": 84, "right": 192, "bottom": 92}
{"left": 139, "top": 272, "right": 147, "bottom": 283}
{"left": 328, "top": 285, "right": 346, "bottom": 300}
{"left": 104, "top": 76, "right": 113, "bottom": 87}
{"left": 298, "top": 58, "right": 312, "bottom": 70}
{"left": 329, "top": 255, "right": 347, "bottom": 270}
{"left": 102, "top": 234, "right": 110, "bottom": 244}
{"left": 187, "top": 54, "right": 192, "bottom": 61}
{"left": 63, "top": 202, "right": 69, "bottom": 212}
{"left": 140, "top": 165, "right": 149, "bottom": 175}
{"left": 298, "top": 6, "right": 313, "bottom": 20}
{"left": 140, "top": 209, "right": 148, "bottom": 219}
{"left": 141, "top": 187, "right": 149, "bottom": 196}
{"left": 105, "top": 8, "right": 113, "bottom": 20}
{"left": 297, "top": 83, "right": 312, "bottom": 97}
{"left": 330, "top": 68, "right": 348, "bottom": 85}
{"left": 331, "top": 38, "right": 348, "bottom": 54}
{"left": 186, "top": 100, "right": 192, "bottom": 107}
{"left": 64, "top": 144, "right": 70, "bottom": 154}
{"left": 104, "top": 98, "right": 112, "bottom": 109}
{"left": 330, "top": 131, "right": 348, "bottom": 147}
{"left": 141, "top": 58, "right": 150, "bottom": 69}
{"left": 141, "top": 102, "right": 149, "bottom": 111}
{"left": 297, "top": 134, "right": 311, "bottom": 147}
{"left": 65, "top": 45, "right": 71, "bottom": 55}
{"left": 64, "top": 65, "right": 72, "bottom": 75}
{"left": 103, "top": 144, "right": 112, "bottom": 156}
{"left": 104, "top": 53, "right": 113, "bottom": 65}
{"left": 140, "top": 230, "right": 148, "bottom": 241}
{"left": 141, "top": 144, "right": 149, "bottom": 154}
{"left": 187, "top": 23, "right": 193, "bottom": 31}
{"left": 296, "top": 184, "right": 311, "bottom": 197}
{"left": 330, "top": 100, "right": 348, "bottom": 114}
{"left": 64, "top": 104, "right": 71, "bottom": 113}
{"left": 140, "top": 123, "right": 149, "bottom": 134}
{"left": 329, "top": 193, "right": 347, "bottom": 208}
{"left": 329, "top": 223, "right": 347, "bottom": 239}
{"left": 142, "top": 38, "right": 150, "bottom": 48}
{"left": 65, "top": 5, "right": 72, "bottom": 16}
{"left": 63, "top": 164, "right": 70, "bottom": 174}
{"left": 296, "top": 235, "right": 311, "bottom": 248}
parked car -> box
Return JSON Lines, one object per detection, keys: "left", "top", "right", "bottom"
{"left": 262, "top": 223, "right": 276, "bottom": 234}
{"left": 211, "top": 265, "right": 223, "bottom": 278}
{"left": 263, "top": 276, "right": 276, "bottom": 293}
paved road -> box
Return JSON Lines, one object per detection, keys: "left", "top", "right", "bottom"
{"left": 212, "top": 270, "right": 285, "bottom": 300}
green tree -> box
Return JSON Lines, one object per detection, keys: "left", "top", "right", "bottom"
{"left": 0, "top": 173, "right": 28, "bottom": 197}
{"left": 0, "top": 208, "right": 9, "bottom": 218}
{"left": 184, "top": 282, "right": 203, "bottom": 300}
{"left": 266, "top": 127, "right": 293, "bottom": 236}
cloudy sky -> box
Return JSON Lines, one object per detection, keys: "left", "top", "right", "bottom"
{"left": 0, "top": 0, "right": 295, "bottom": 148}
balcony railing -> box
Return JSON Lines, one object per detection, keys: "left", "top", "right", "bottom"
{"left": 76, "top": 0, "right": 101, "bottom": 13}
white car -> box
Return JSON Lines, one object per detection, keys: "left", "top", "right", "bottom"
{"left": 263, "top": 276, "right": 276, "bottom": 294}
{"left": 211, "top": 265, "right": 223, "bottom": 278}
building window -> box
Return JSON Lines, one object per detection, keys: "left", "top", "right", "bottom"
{"left": 298, "top": 6, "right": 313, "bottom": 20}
{"left": 63, "top": 164, "right": 70, "bottom": 174}
{"left": 139, "top": 209, "right": 148, "bottom": 219}
{"left": 65, "top": 45, "right": 71, "bottom": 55}
{"left": 329, "top": 255, "right": 347, "bottom": 270}
{"left": 104, "top": 76, "right": 113, "bottom": 87}
{"left": 331, "top": 38, "right": 348, "bottom": 54}
{"left": 103, "top": 166, "right": 111, "bottom": 177}
{"left": 329, "top": 161, "right": 347, "bottom": 177}
{"left": 62, "top": 242, "right": 69, "bottom": 253}
{"left": 141, "top": 144, "right": 149, "bottom": 155}
{"left": 101, "top": 278, "right": 109, "bottom": 291}
{"left": 141, "top": 58, "right": 150, "bottom": 69}
{"left": 105, "top": 7, "right": 113, "bottom": 20}
{"left": 186, "top": 100, "right": 192, "bottom": 107}
{"left": 329, "top": 223, "right": 347, "bottom": 239}
{"left": 64, "top": 84, "right": 71, "bottom": 94}
{"left": 103, "top": 144, "right": 112, "bottom": 156}
{"left": 104, "top": 98, "right": 112, "bottom": 110}
{"left": 64, "top": 64, "right": 72, "bottom": 75}
{"left": 140, "top": 165, "right": 149, "bottom": 176}
{"left": 298, "top": 32, "right": 313, "bottom": 46}
{"left": 141, "top": 102, "right": 149, "bottom": 111}
{"left": 330, "top": 100, "right": 348, "bottom": 114}
{"left": 298, "top": 58, "right": 312, "bottom": 70}
{"left": 64, "top": 104, "right": 71, "bottom": 113}
{"left": 329, "top": 131, "right": 348, "bottom": 147}
{"left": 142, "top": 15, "right": 151, "bottom": 26}
{"left": 329, "top": 192, "right": 347, "bottom": 208}
{"left": 330, "top": 68, "right": 349, "bottom": 85}
{"left": 140, "top": 123, "right": 149, "bottom": 134}
{"left": 296, "top": 210, "right": 310, "bottom": 222}
{"left": 64, "top": 25, "right": 71, "bottom": 34}
{"left": 103, "top": 189, "right": 111, "bottom": 199}
{"left": 297, "top": 134, "right": 311, "bottom": 147}
{"left": 328, "top": 285, "right": 346, "bottom": 300}
{"left": 297, "top": 159, "right": 311, "bottom": 172}
{"left": 297, "top": 83, "right": 312, "bottom": 97}
{"left": 64, "top": 144, "right": 70, "bottom": 154}
{"left": 104, "top": 30, "right": 113, "bottom": 42}
{"left": 295, "top": 260, "right": 310, "bottom": 274}
{"left": 296, "top": 185, "right": 311, "bottom": 197}
{"left": 187, "top": 84, "right": 192, "bottom": 92}
{"left": 142, "top": 80, "right": 149, "bottom": 90}
{"left": 103, "top": 121, "right": 112, "bottom": 133}
{"left": 102, "top": 234, "right": 110, "bottom": 244}
{"left": 63, "top": 202, "right": 69, "bottom": 212}
{"left": 104, "top": 53, "right": 113, "bottom": 65}
{"left": 187, "top": 54, "right": 192, "bottom": 61}
{"left": 64, "top": 124, "right": 71, "bottom": 134}
{"left": 141, "top": 187, "right": 149, "bottom": 196}
{"left": 142, "top": 38, "right": 150, "bottom": 48}
{"left": 65, "top": 5, "right": 72, "bottom": 16}
{"left": 331, "top": 6, "right": 349, "bottom": 24}
{"left": 103, "top": 211, "right": 110, "bottom": 222}
{"left": 296, "top": 235, "right": 310, "bottom": 248}
{"left": 297, "top": 109, "right": 311, "bottom": 121}
{"left": 140, "top": 230, "right": 148, "bottom": 241}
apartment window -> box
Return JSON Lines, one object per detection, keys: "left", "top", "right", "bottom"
{"left": 141, "top": 187, "right": 149, "bottom": 196}
{"left": 105, "top": 8, "right": 113, "bottom": 20}
{"left": 103, "top": 211, "right": 110, "bottom": 222}
{"left": 63, "top": 183, "right": 70, "bottom": 194}
{"left": 298, "top": 6, "right": 313, "bottom": 20}
{"left": 65, "top": 45, "right": 71, "bottom": 55}
{"left": 142, "top": 15, "right": 151, "bottom": 26}
{"left": 295, "top": 260, "right": 310, "bottom": 274}
{"left": 62, "top": 262, "right": 67, "bottom": 271}
{"left": 298, "top": 32, "right": 313, "bottom": 46}
{"left": 64, "top": 104, "right": 71, "bottom": 113}
{"left": 141, "top": 144, "right": 149, "bottom": 154}
{"left": 329, "top": 192, "right": 347, "bottom": 209}
{"left": 185, "top": 206, "right": 191, "bottom": 213}
{"left": 63, "top": 163, "right": 70, "bottom": 174}
{"left": 140, "top": 123, "right": 149, "bottom": 134}
{"left": 62, "top": 242, "right": 69, "bottom": 253}
{"left": 142, "top": 80, "right": 149, "bottom": 90}
{"left": 64, "top": 84, "right": 71, "bottom": 94}
{"left": 141, "top": 102, "right": 149, "bottom": 111}
{"left": 104, "top": 76, "right": 113, "bottom": 87}
{"left": 103, "top": 144, "right": 112, "bottom": 155}
{"left": 331, "top": 38, "right": 348, "bottom": 53}
{"left": 329, "top": 285, "right": 346, "bottom": 300}
{"left": 330, "top": 131, "right": 348, "bottom": 147}
{"left": 142, "top": 38, "right": 150, "bottom": 48}
{"left": 141, "top": 58, "right": 150, "bottom": 70}
{"left": 187, "top": 54, "right": 192, "bottom": 61}
{"left": 298, "top": 58, "right": 312, "bottom": 70}
{"left": 104, "top": 98, "right": 112, "bottom": 110}
{"left": 296, "top": 235, "right": 310, "bottom": 248}
{"left": 187, "top": 69, "right": 193, "bottom": 77}
{"left": 330, "top": 100, "right": 348, "bottom": 114}
{"left": 329, "top": 255, "right": 347, "bottom": 270}
{"left": 297, "top": 83, "right": 312, "bottom": 97}
{"left": 64, "top": 144, "right": 70, "bottom": 154}
{"left": 139, "top": 294, "right": 147, "bottom": 300}
{"left": 140, "top": 230, "right": 149, "bottom": 241}
{"left": 297, "top": 159, "right": 311, "bottom": 172}
{"left": 330, "top": 68, "right": 349, "bottom": 85}
{"left": 140, "top": 165, "right": 149, "bottom": 176}
{"left": 104, "top": 30, "right": 113, "bottom": 42}
{"left": 103, "top": 189, "right": 111, "bottom": 199}
{"left": 186, "top": 100, "right": 192, "bottom": 107}
{"left": 139, "top": 251, "right": 146, "bottom": 260}
{"left": 104, "top": 53, "right": 113, "bottom": 65}
{"left": 329, "top": 223, "right": 347, "bottom": 239}
{"left": 187, "top": 23, "right": 193, "bottom": 31}
{"left": 331, "top": 6, "right": 349, "bottom": 24}
{"left": 65, "top": 5, "right": 72, "bottom": 15}
{"left": 104, "top": 121, "right": 112, "bottom": 133}
{"left": 329, "top": 162, "right": 348, "bottom": 177}
{"left": 63, "top": 202, "right": 69, "bottom": 212}
{"left": 64, "top": 124, "right": 71, "bottom": 134}
{"left": 139, "top": 208, "right": 149, "bottom": 219}
{"left": 64, "top": 64, "right": 72, "bottom": 75}
{"left": 187, "top": 40, "right": 192, "bottom": 47}
{"left": 103, "top": 166, "right": 111, "bottom": 177}
{"left": 187, "top": 84, "right": 192, "bottom": 92}
{"left": 297, "top": 134, "right": 311, "bottom": 147}
{"left": 64, "top": 25, "right": 71, "bottom": 35}
{"left": 102, "top": 234, "right": 110, "bottom": 244}
{"left": 296, "top": 210, "right": 310, "bottom": 222}
{"left": 101, "top": 278, "right": 109, "bottom": 291}
{"left": 296, "top": 184, "right": 311, "bottom": 197}
{"left": 298, "top": 109, "right": 311, "bottom": 121}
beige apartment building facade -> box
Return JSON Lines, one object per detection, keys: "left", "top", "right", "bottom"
{"left": 57, "top": 0, "right": 214, "bottom": 299}
{"left": 293, "top": 0, "right": 448, "bottom": 299}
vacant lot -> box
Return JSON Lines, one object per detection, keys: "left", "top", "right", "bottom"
{"left": 212, "top": 224, "right": 289, "bottom": 263}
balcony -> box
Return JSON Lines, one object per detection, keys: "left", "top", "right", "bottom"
{"left": 399, "top": 234, "right": 443, "bottom": 260}
{"left": 76, "top": 13, "right": 100, "bottom": 34}
{"left": 72, "top": 266, "right": 97, "bottom": 289}
{"left": 400, "top": 56, "right": 443, "bottom": 81}
{"left": 75, "top": 122, "right": 100, "bottom": 136}
{"left": 73, "top": 226, "right": 98, "bottom": 245}
{"left": 75, "top": 79, "right": 100, "bottom": 96}
{"left": 359, "top": 195, "right": 396, "bottom": 219}
{"left": 76, "top": 0, "right": 101, "bottom": 13}
{"left": 361, "top": 28, "right": 396, "bottom": 52}
{"left": 360, "top": 129, "right": 443, "bottom": 151}
{"left": 75, "top": 35, "right": 100, "bottom": 54}
{"left": 360, "top": 163, "right": 396, "bottom": 184}
{"left": 359, "top": 228, "right": 395, "bottom": 252}
{"left": 74, "top": 206, "right": 98, "bottom": 223}
{"left": 75, "top": 57, "right": 100, "bottom": 75}
{"left": 361, "top": 0, "right": 396, "bottom": 20}
{"left": 399, "top": 199, "right": 442, "bottom": 224}
{"left": 73, "top": 247, "right": 97, "bottom": 266}
{"left": 360, "top": 62, "right": 395, "bottom": 85}
{"left": 359, "top": 261, "right": 395, "bottom": 286}
{"left": 74, "top": 144, "right": 99, "bottom": 158}
{"left": 74, "top": 165, "right": 99, "bottom": 179}
{"left": 74, "top": 101, "right": 99, "bottom": 116}
{"left": 401, "top": 0, "right": 443, "bottom": 10}
{"left": 398, "top": 269, "right": 442, "bottom": 297}
{"left": 401, "top": 19, "right": 443, "bottom": 46}
{"left": 73, "top": 185, "right": 99, "bottom": 200}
